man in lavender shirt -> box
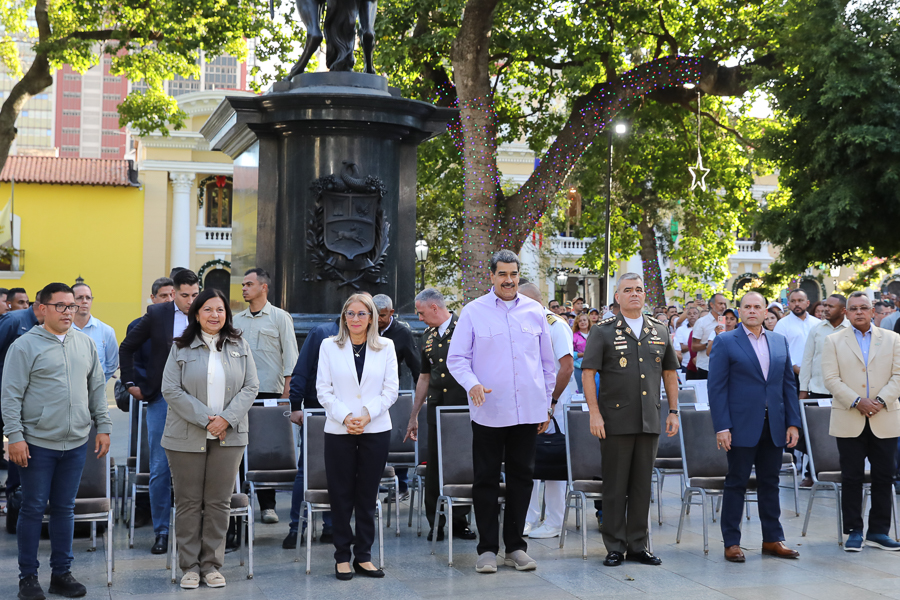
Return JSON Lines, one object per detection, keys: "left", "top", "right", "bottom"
{"left": 708, "top": 291, "right": 801, "bottom": 563}
{"left": 447, "top": 249, "right": 556, "bottom": 574}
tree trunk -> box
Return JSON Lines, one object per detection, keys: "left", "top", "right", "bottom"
{"left": 451, "top": 0, "right": 502, "bottom": 302}
{"left": 638, "top": 212, "right": 666, "bottom": 308}
{"left": 0, "top": 0, "right": 53, "bottom": 175}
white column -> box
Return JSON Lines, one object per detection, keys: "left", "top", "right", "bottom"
{"left": 170, "top": 172, "right": 195, "bottom": 270}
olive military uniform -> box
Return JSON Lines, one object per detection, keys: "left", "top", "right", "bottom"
{"left": 421, "top": 313, "right": 471, "bottom": 530}
{"left": 581, "top": 314, "right": 680, "bottom": 556}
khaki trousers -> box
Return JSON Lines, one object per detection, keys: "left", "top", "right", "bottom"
{"left": 166, "top": 444, "right": 244, "bottom": 575}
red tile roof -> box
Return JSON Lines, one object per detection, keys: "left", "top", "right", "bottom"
{"left": 0, "top": 156, "right": 139, "bottom": 187}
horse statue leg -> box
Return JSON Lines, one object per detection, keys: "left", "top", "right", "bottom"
{"left": 287, "top": 0, "right": 326, "bottom": 79}
{"left": 357, "top": 0, "right": 377, "bottom": 74}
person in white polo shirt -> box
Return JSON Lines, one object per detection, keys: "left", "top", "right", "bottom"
{"left": 774, "top": 289, "right": 820, "bottom": 390}
{"left": 691, "top": 294, "right": 728, "bottom": 379}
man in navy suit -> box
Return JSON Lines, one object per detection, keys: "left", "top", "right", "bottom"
{"left": 119, "top": 269, "right": 199, "bottom": 554}
{"left": 708, "top": 291, "right": 802, "bottom": 563}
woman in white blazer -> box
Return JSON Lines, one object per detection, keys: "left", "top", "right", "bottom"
{"left": 316, "top": 293, "right": 398, "bottom": 580}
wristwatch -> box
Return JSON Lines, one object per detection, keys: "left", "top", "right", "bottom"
{"left": 669, "top": 409, "right": 678, "bottom": 415}
{"left": 876, "top": 397, "right": 886, "bottom": 406}
{"left": 851, "top": 398, "right": 860, "bottom": 408}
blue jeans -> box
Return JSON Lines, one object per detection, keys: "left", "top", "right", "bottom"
{"left": 17, "top": 442, "right": 88, "bottom": 578}
{"left": 145, "top": 395, "right": 172, "bottom": 535}
{"left": 289, "top": 423, "right": 331, "bottom": 533}
{"left": 574, "top": 367, "right": 584, "bottom": 393}
{"left": 396, "top": 468, "right": 408, "bottom": 493}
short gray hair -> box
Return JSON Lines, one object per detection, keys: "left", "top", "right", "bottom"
{"left": 490, "top": 249, "right": 520, "bottom": 273}
{"left": 848, "top": 291, "right": 869, "bottom": 304}
{"left": 415, "top": 288, "right": 446, "bottom": 308}
{"left": 616, "top": 272, "right": 643, "bottom": 289}
{"left": 372, "top": 294, "right": 393, "bottom": 311}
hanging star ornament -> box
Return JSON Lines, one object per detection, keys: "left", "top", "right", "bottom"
{"left": 688, "top": 151, "right": 710, "bottom": 192}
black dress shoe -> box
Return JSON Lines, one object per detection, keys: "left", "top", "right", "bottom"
{"left": 454, "top": 526, "right": 477, "bottom": 540}
{"left": 48, "top": 572, "right": 86, "bottom": 598}
{"left": 17, "top": 574, "right": 45, "bottom": 600}
{"left": 335, "top": 564, "right": 353, "bottom": 581}
{"left": 282, "top": 530, "right": 298, "bottom": 549}
{"left": 427, "top": 528, "right": 445, "bottom": 542}
{"left": 151, "top": 534, "right": 168, "bottom": 555}
{"left": 353, "top": 559, "right": 385, "bottom": 578}
{"left": 626, "top": 550, "right": 662, "bottom": 565}
{"left": 603, "top": 551, "right": 624, "bottom": 567}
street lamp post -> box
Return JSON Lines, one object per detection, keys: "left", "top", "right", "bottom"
{"left": 415, "top": 237, "right": 429, "bottom": 291}
{"left": 604, "top": 123, "right": 628, "bottom": 305}
{"left": 556, "top": 270, "right": 568, "bottom": 304}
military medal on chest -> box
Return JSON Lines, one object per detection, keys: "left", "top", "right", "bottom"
{"left": 619, "top": 356, "right": 627, "bottom": 368}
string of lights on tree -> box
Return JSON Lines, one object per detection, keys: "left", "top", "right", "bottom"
{"left": 641, "top": 256, "right": 665, "bottom": 303}
{"left": 427, "top": 56, "right": 705, "bottom": 302}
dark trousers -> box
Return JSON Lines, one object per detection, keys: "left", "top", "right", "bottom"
{"left": 600, "top": 433, "right": 658, "bottom": 554}
{"left": 722, "top": 421, "right": 785, "bottom": 547}
{"left": 324, "top": 431, "right": 390, "bottom": 564}
{"left": 837, "top": 420, "right": 898, "bottom": 535}
{"left": 687, "top": 368, "right": 708, "bottom": 380}
{"left": 424, "top": 421, "right": 469, "bottom": 530}
{"left": 471, "top": 422, "right": 537, "bottom": 556}
{"left": 17, "top": 442, "right": 88, "bottom": 577}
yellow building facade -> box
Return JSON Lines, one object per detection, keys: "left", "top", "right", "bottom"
{"left": 0, "top": 156, "right": 144, "bottom": 340}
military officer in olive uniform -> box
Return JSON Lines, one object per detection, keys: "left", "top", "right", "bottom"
{"left": 406, "top": 288, "right": 476, "bottom": 541}
{"left": 581, "top": 273, "right": 681, "bottom": 567}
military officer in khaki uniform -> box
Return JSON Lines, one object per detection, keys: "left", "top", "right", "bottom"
{"left": 581, "top": 273, "right": 681, "bottom": 567}
{"left": 406, "top": 288, "right": 476, "bottom": 541}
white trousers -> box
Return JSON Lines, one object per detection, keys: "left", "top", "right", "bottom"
{"left": 526, "top": 479, "right": 567, "bottom": 530}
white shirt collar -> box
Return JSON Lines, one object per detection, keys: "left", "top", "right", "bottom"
{"left": 438, "top": 314, "right": 453, "bottom": 337}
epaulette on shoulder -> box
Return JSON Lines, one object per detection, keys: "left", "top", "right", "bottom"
{"left": 546, "top": 313, "right": 565, "bottom": 326}
{"left": 647, "top": 315, "right": 664, "bottom": 325}
{"left": 599, "top": 316, "right": 616, "bottom": 325}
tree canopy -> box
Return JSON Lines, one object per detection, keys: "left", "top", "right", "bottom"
{"left": 756, "top": 0, "right": 900, "bottom": 290}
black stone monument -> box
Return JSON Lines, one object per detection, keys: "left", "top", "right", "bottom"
{"left": 200, "top": 72, "right": 455, "bottom": 372}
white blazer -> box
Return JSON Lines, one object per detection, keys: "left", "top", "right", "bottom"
{"left": 316, "top": 336, "right": 399, "bottom": 434}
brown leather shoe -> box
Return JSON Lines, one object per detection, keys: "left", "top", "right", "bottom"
{"left": 761, "top": 541, "right": 800, "bottom": 558}
{"left": 724, "top": 545, "right": 745, "bottom": 562}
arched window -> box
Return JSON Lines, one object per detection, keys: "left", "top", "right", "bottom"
{"left": 204, "top": 177, "right": 233, "bottom": 228}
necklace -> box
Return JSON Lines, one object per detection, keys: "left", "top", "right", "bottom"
{"left": 352, "top": 342, "right": 365, "bottom": 358}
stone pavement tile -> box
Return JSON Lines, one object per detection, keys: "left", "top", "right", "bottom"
{"left": 784, "top": 580, "right": 893, "bottom": 600}
{"left": 403, "top": 568, "right": 560, "bottom": 598}
{"left": 577, "top": 587, "right": 733, "bottom": 600}
{"left": 529, "top": 561, "right": 642, "bottom": 596}
{"left": 719, "top": 585, "right": 818, "bottom": 600}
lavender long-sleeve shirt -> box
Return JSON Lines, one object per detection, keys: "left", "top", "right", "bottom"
{"left": 447, "top": 290, "right": 556, "bottom": 427}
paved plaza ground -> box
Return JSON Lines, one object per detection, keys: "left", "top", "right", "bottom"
{"left": 2, "top": 407, "right": 900, "bottom": 599}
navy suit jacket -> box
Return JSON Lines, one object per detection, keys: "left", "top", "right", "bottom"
{"left": 119, "top": 301, "right": 176, "bottom": 400}
{"left": 288, "top": 320, "right": 340, "bottom": 412}
{"left": 708, "top": 324, "right": 801, "bottom": 448}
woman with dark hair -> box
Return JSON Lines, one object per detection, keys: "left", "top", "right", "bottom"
{"left": 317, "top": 293, "right": 398, "bottom": 580}
{"left": 764, "top": 307, "right": 780, "bottom": 331}
{"left": 161, "top": 289, "right": 259, "bottom": 590}
{"left": 810, "top": 301, "right": 826, "bottom": 320}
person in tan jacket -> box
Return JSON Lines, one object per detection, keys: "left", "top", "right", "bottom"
{"left": 822, "top": 291, "right": 900, "bottom": 552}
{"left": 161, "top": 288, "right": 259, "bottom": 589}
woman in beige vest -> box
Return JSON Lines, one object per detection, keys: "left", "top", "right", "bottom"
{"left": 161, "top": 289, "right": 259, "bottom": 589}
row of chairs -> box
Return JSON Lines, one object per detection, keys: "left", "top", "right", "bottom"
{"left": 114, "top": 391, "right": 900, "bottom": 578}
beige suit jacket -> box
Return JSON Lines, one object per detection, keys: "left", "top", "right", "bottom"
{"left": 821, "top": 325, "right": 900, "bottom": 438}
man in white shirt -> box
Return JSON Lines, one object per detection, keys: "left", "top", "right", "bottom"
{"left": 519, "top": 282, "right": 575, "bottom": 539}
{"left": 692, "top": 294, "right": 728, "bottom": 378}
{"left": 774, "top": 289, "right": 821, "bottom": 388}
{"left": 799, "top": 294, "right": 849, "bottom": 399}
{"left": 675, "top": 306, "right": 699, "bottom": 370}
{"left": 71, "top": 282, "right": 119, "bottom": 382}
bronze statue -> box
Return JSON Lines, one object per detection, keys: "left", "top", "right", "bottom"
{"left": 273, "top": 0, "right": 377, "bottom": 78}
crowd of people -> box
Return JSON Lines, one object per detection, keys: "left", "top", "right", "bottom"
{"left": 3, "top": 252, "right": 900, "bottom": 597}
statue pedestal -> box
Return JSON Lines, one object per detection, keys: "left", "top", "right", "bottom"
{"left": 202, "top": 73, "right": 455, "bottom": 361}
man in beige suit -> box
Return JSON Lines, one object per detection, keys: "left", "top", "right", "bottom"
{"left": 822, "top": 291, "right": 900, "bottom": 552}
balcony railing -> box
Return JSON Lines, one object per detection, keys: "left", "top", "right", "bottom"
{"left": 550, "top": 236, "right": 595, "bottom": 254}
{"left": 196, "top": 226, "right": 232, "bottom": 249}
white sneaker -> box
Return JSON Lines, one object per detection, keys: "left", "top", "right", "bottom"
{"left": 476, "top": 552, "right": 498, "bottom": 573}
{"left": 261, "top": 509, "right": 279, "bottom": 524}
{"left": 180, "top": 572, "right": 200, "bottom": 589}
{"left": 204, "top": 571, "right": 226, "bottom": 588}
{"left": 527, "top": 524, "right": 560, "bottom": 539}
{"left": 504, "top": 549, "right": 537, "bottom": 571}
{"left": 523, "top": 521, "right": 541, "bottom": 537}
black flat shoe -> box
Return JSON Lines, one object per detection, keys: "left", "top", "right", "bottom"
{"left": 427, "top": 528, "right": 445, "bottom": 542}
{"left": 626, "top": 550, "right": 662, "bottom": 565}
{"left": 603, "top": 551, "right": 624, "bottom": 567}
{"left": 352, "top": 559, "right": 385, "bottom": 578}
{"left": 454, "top": 526, "right": 477, "bottom": 540}
{"left": 151, "top": 534, "right": 168, "bottom": 555}
{"left": 335, "top": 564, "right": 353, "bottom": 581}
